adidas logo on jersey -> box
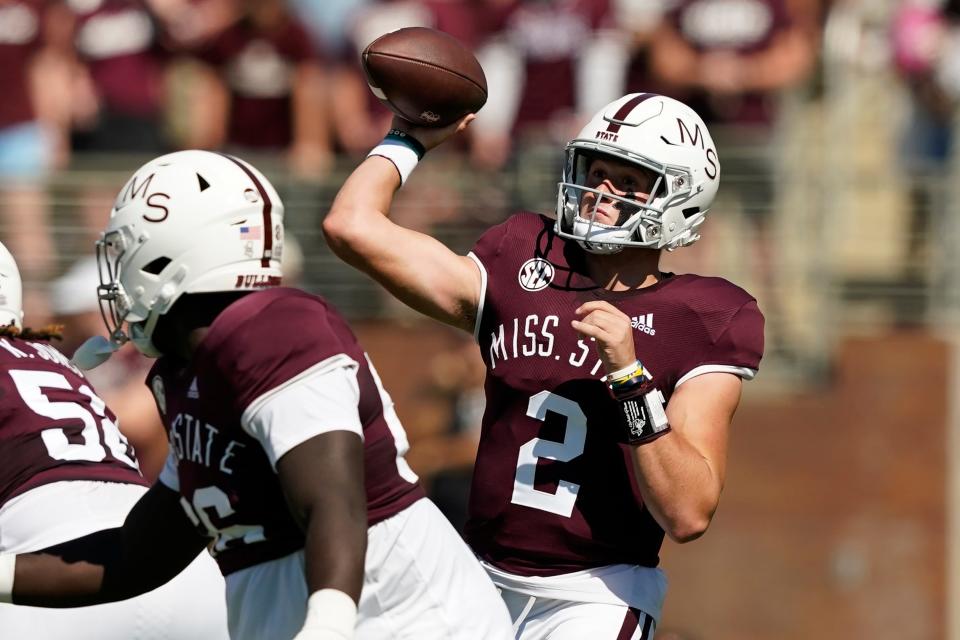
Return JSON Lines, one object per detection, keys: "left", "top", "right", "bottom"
{"left": 187, "top": 377, "right": 199, "bottom": 399}
{"left": 631, "top": 313, "right": 656, "bottom": 335}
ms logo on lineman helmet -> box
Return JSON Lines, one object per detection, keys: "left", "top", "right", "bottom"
{"left": 73, "top": 150, "right": 284, "bottom": 370}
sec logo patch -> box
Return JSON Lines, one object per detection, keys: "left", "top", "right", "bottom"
{"left": 518, "top": 258, "right": 555, "bottom": 292}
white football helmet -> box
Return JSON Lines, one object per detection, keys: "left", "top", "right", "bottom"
{"left": 78, "top": 150, "right": 284, "bottom": 368}
{"left": 556, "top": 93, "right": 721, "bottom": 254}
{"left": 0, "top": 241, "right": 24, "bottom": 330}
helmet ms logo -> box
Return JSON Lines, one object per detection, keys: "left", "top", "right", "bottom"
{"left": 661, "top": 118, "right": 719, "bottom": 180}
{"left": 118, "top": 172, "right": 170, "bottom": 222}
{"left": 518, "top": 258, "right": 555, "bottom": 292}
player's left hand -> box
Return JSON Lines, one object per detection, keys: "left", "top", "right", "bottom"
{"left": 572, "top": 300, "right": 637, "bottom": 374}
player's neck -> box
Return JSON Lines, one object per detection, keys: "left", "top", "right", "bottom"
{"left": 186, "top": 327, "right": 211, "bottom": 358}
{"left": 584, "top": 249, "right": 663, "bottom": 291}
{"left": 157, "top": 291, "right": 251, "bottom": 361}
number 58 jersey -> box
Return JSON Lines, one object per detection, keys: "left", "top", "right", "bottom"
{"left": 466, "top": 213, "right": 764, "bottom": 577}
{"left": 0, "top": 337, "right": 145, "bottom": 509}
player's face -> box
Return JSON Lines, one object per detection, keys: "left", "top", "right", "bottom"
{"left": 579, "top": 157, "right": 657, "bottom": 225}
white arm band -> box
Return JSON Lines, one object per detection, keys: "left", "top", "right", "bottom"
{"left": 367, "top": 129, "right": 425, "bottom": 186}
{"left": 0, "top": 553, "right": 15, "bottom": 603}
{"left": 295, "top": 588, "right": 357, "bottom": 639}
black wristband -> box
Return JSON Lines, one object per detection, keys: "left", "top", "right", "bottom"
{"left": 617, "top": 391, "right": 671, "bottom": 445}
{"left": 384, "top": 129, "right": 426, "bottom": 159}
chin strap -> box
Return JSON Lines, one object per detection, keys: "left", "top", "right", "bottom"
{"left": 72, "top": 335, "right": 122, "bottom": 370}
{"left": 71, "top": 309, "right": 163, "bottom": 369}
{"left": 130, "top": 321, "right": 162, "bottom": 358}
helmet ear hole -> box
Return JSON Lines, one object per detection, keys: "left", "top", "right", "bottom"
{"left": 142, "top": 257, "right": 172, "bottom": 275}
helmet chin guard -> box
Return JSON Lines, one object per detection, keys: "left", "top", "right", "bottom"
{"left": 556, "top": 93, "right": 720, "bottom": 254}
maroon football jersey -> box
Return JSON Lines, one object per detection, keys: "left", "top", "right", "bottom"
{"left": 466, "top": 213, "right": 764, "bottom": 576}
{"left": 148, "top": 288, "right": 425, "bottom": 575}
{"left": 0, "top": 337, "right": 145, "bottom": 508}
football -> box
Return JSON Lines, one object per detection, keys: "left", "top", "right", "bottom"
{"left": 361, "top": 27, "right": 488, "bottom": 127}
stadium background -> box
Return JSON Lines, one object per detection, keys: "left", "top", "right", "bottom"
{"left": 2, "top": 0, "right": 959, "bottom": 638}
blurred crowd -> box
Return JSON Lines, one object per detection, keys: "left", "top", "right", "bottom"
{"left": 3, "top": 0, "right": 960, "bottom": 514}
{"left": 0, "top": 0, "right": 825, "bottom": 176}
{"left": 0, "top": 0, "right": 827, "bottom": 314}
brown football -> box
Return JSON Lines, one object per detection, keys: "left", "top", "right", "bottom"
{"left": 361, "top": 27, "right": 487, "bottom": 128}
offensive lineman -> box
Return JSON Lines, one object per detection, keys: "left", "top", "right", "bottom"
{"left": 0, "top": 151, "right": 513, "bottom": 640}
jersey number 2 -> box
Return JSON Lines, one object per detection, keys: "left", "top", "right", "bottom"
{"left": 511, "top": 391, "right": 586, "bottom": 517}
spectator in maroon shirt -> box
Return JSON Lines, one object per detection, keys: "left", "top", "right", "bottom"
{"left": 468, "top": 0, "right": 629, "bottom": 170}
{"left": 67, "top": 0, "right": 175, "bottom": 152}
{"left": 649, "top": 0, "right": 815, "bottom": 358}
{"left": 0, "top": 0, "right": 73, "bottom": 317}
{"left": 187, "top": 0, "right": 331, "bottom": 178}
{"left": 0, "top": 0, "right": 52, "bottom": 175}
{"left": 330, "top": 0, "right": 492, "bottom": 159}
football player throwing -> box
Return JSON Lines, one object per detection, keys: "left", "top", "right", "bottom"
{"left": 322, "top": 93, "right": 765, "bottom": 639}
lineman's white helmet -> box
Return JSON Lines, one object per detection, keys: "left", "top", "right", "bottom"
{"left": 0, "top": 241, "right": 23, "bottom": 330}
{"left": 77, "top": 150, "right": 284, "bottom": 368}
{"left": 556, "top": 93, "right": 720, "bottom": 254}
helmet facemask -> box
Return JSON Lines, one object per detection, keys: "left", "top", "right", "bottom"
{"left": 94, "top": 227, "right": 182, "bottom": 359}
{"left": 556, "top": 144, "right": 695, "bottom": 254}
{"left": 95, "top": 229, "right": 134, "bottom": 348}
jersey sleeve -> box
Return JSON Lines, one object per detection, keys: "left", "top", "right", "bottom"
{"left": 207, "top": 294, "right": 351, "bottom": 413}
{"left": 677, "top": 300, "right": 765, "bottom": 386}
{"left": 240, "top": 355, "right": 364, "bottom": 470}
{"left": 466, "top": 215, "right": 520, "bottom": 341}
{"left": 468, "top": 216, "right": 512, "bottom": 268}
{"left": 200, "top": 294, "right": 366, "bottom": 469}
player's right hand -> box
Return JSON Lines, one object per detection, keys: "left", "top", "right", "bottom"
{"left": 390, "top": 114, "right": 475, "bottom": 152}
